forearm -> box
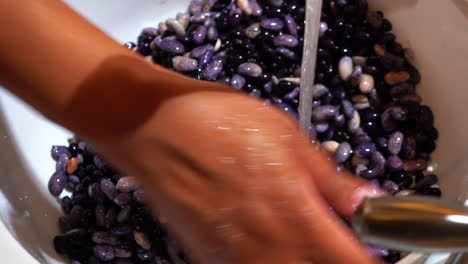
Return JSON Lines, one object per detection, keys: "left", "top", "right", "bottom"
{"left": 0, "top": 0, "right": 225, "bottom": 142}
{"left": 0, "top": 0, "right": 127, "bottom": 112}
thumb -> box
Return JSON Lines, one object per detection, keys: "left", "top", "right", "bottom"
{"left": 300, "top": 143, "right": 385, "bottom": 217}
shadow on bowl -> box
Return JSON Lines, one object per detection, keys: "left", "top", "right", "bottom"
{"left": 0, "top": 110, "right": 64, "bottom": 263}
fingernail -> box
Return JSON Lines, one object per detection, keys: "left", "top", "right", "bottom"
{"left": 351, "top": 184, "right": 386, "bottom": 211}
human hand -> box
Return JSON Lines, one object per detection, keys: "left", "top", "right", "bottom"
{"left": 101, "top": 90, "right": 382, "bottom": 264}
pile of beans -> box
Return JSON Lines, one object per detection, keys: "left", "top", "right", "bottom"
{"left": 49, "top": 0, "right": 442, "bottom": 263}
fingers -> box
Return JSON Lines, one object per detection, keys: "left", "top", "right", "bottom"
{"left": 300, "top": 186, "right": 380, "bottom": 264}
{"left": 300, "top": 142, "right": 384, "bottom": 217}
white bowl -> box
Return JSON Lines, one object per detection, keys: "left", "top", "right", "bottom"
{"left": 0, "top": 0, "right": 466, "bottom": 263}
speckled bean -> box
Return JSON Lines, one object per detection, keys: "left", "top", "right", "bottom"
{"left": 238, "top": 62, "right": 262, "bottom": 77}
{"left": 165, "top": 19, "right": 186, "bottom": 36}
{"left": 260, "top": 18, "right": 284, "bottom": 31}
{"left": 203, "top": 59, "right": 224, "bottom": 80}
{"left": 172, "top": 56, "right": 199, "bottom": 72}
{"left": 336, "top": 142, "right": 352, "bottom": 163}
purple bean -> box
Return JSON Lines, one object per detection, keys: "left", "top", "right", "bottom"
{"left": 158, "top": 39, "right": 185, "bottom": 54}
{"left": 284, "top": 15, "right": 298, "bottom": 36}
{"left": 93, "top": 155, "right": 105, "bottom": 169}
{"left": 386, "top": 155, "right": 404, "bottom": 171}
{"left": 92, "top": 231, "right": 119, "bottom": 246}
{"left": 133, "top": 188, "right": 146, "bottom": 203}
{"left": 51, "top": 146, "right": 71, "bottom": 160}
{"left": 390, "top": 106, "right": 408, "bottom": 121}
{"left": 189, "top": 0, "right": 203, "bottom": 15}
{"left": 355, "top": 142, "right": 376, "bottom": 158}
{"left": 56, "top": 154, "right": 69, "bottom": 172}
{"left": 245, "top": 23, "right": 261, "bottom": 39}
{"left": 230, "top": 74, "right": 246, "bottom": 90}
{"left": 350, "top": 66, "right": 363, "bottom": 86}
{"left": 315, "top": 122, "right": 329, "bottom": 133}
{"left": 114, "top": 248, "right": 133, "bottom": 258}
{"left": 319, "top": 22, "right": 328, "bottom": 37}
{"left": 334, "top": 114, "right": 346, "bottom": 128}
{"left": 88, "top": 183, "right": 105, "bottom": 203}
{"left": 382, "top": 180, "right": 399, "bottom": 194}
{"left": 341, "top": 99, "right": 354, "bottom": 119}
{"left": 100, "top": 178, "right": 117, "bottom": 200}
{"left": 388, "top": 131, "right": 404, "bottom": 155}
{"left": 238, "top": 62, "right": 262, "bottom": 77}
{"left": 381, "top": 110, "right": 397, "bottom": 132}
{"left": 274, "top": 102, "right": 298, "bottom": 119}
{"left": 313, "top": 84, "right": 329, "bottom": 98}
{"left": 273, "top": 34, "right": 299, "bottom": 48}
{"left": 198, "top": 50, "right": 214, "bottom": 68}
{"left": 260, "top": 18, "right": 284, "bottom": 31}
{"left": 249, "top": 0, "right": 263, "bottom": 16}
{"left": 68, "top": 174, "right": 80, "bottom": 184}
{"left": 283, "top": 87, "right": 300, "bottom": 101}
{"left": 117, "top": 206, "right": 132, "bottom": 223}
{"left": 48, "top": 171, "right": 67, "bottom": 196}
{"left": 76, "top": 153, "right": 84, "bottom": 164}
{"left": 352, "top": 95, "right": 370, "bottom": 110}
{"left": 368, "top": 246, "right": 389, "bottom": 257}
{"left": 173, "top": 56, "right": 199, "bottom": 72}
{"left": 192, "top": 26, "right": 207, "bottom": 44}
{"left": 93, "top": 245, "right": 115, "bottom": 261}
{"left": 312, "top": 105, "right": 337, "bottom": 122}
{"left": 191, "top": 12, "right": 210, "bottom": 23}
{"left": 111, "top": 225, "right": 133, "bottom": 236}
{"left": 191, "top": 44, "right": 213, "bottom": 58}
{"left": 263, "top": 81, "right": 273, "bottom": 93}
{"left": 336, "top": 142, "right": 352, "bottom": 163}
{"left": 113, "top": 193, "right": 132, "bottom": 206}
{"left": 355, "top": 164, "right": 368, "bottom": 175}
{"left": 368, "top": 88, "right": 380, "bottom": 107}
{"left": 348, "top": 110, "right": 361, "bottom": 134}
{"left": 401, "top": 136, "right": 417, "bottom": 160}
{"left": 207, "top": 26, "right": 218, "bottom": 41}
{"left": 359, "top": 152, "right": 385, "bottom": 179}
{"left": 249, "top": 89, "right": 262, "bottom": 98}
{"left": 203, "top": 59, "right": 223, "bottom": 80}
{"left": 137, "top": 250, "right": 154, "bottom": 261}
{"left": 61, "top": 196, "right": 72, "bottom": 214}
{"left": 276, "top": 47, "right": 296, "bottom": 60}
